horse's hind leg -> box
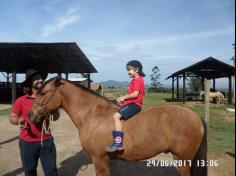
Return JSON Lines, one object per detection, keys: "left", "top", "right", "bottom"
{"left": 177, "top": 166, "right": 191, "bottom": 176}
{"left": 173, "top": 154, "right": 191, "bottom": 176}
{"left": 92, "top": 155, "right": 110, "bottom": 176}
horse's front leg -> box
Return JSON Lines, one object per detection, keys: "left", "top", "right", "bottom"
{"left": 92, "top": 155, "right": 110, "bottom": 176}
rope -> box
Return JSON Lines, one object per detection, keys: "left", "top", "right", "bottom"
{"left": 41, "top": 114, "right": 54, "bottom": 146}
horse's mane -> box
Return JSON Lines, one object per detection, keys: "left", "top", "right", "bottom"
{"left": 41, "top": 77, "right": 118, "bottom": 106}
{"left": 40, "top": 77, "right": 55, "bottom": 91}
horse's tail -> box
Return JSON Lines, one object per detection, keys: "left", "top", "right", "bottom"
{"left": 190, "top": 117, "right": 208, "bottom": 176}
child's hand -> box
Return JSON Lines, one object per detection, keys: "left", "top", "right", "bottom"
{"left": 19, "top": 118, "right": 28, "bottom": 129}
{"left": 117, "top": 97, "right": 125, "bottom": 104}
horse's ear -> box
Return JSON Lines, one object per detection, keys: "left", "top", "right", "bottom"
{"left": 54, "top": 76, "right": 63, "bottom": 87}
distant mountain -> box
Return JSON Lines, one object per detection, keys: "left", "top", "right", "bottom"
{"left": 101, "top": 80, "right": 129, "bottom": 88}
{"left": 100, "top": 80, "right": 172, "bottom": 88}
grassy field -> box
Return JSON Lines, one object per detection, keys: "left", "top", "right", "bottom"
{"left": 0, "top": 91, "right": 234, "bottom": 156}
{"left": 0, "top": 107, "right": 11, "bottom": 116}
{"left": 143, "top": 92, "right": 235, "bottom": 156}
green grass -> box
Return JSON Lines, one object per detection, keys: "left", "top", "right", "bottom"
{"left": 208, "top": 109, "right": 235, "bottom": 155}
{"left": 0, "top": 108, "right": 11, "bottom": 116}
{"left": 188, "top": 104, "right": 235, "bottom": 156}
{"left": 143, "top": 92, "right": 170, "bottom": 108}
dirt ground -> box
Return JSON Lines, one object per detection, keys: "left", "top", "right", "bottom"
{"left": 0, "top": 106, "right": 235, "bottom": 176}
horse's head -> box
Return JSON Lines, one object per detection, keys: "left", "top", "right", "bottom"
{"left": 29, "top": 76, "right": 63, "bottom": 123}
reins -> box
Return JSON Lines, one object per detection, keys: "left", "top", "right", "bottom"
{"left": 41, "top": 114, "right": 54, "bottom": 146}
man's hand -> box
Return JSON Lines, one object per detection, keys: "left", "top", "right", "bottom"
{"left": 9, "top": 112, "right": 20, "bottom": 125}
{"left": 19, "top": 118, "right": 28, "bottom": 129}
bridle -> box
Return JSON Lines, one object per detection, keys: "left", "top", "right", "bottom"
{"left": 34, "top": 86, "right": 59, "bottom": 146}
{"left": 35, "top": 87, "right": 58, "bottom": 113}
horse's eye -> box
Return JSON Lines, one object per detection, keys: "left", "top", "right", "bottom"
{"left": 40, "top": 92, "right": 46, "bottom": 96}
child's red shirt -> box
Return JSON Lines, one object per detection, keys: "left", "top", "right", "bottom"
{"left": 123, "top": 76, "right": 145, "bottom": 107}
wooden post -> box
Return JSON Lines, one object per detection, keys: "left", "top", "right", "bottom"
{"left": 212, "top": 78, "right": 217, "bottom": 104}
{"left": 201, "top": 78, "right": 205, "bottom": 101}
{"left": 65, "top": 73, "right": 69, "bottom": 80}
{"left": 172, "top": 77, "right": 174, "bottom": 100}
{"left": 228, "top": 76, "right": 232, "bottom": 104}
{"left": 177, "top": 76, "right": 179, "bottom": 101}
{"left": 213, "top": 78, "right": 216, "bottom": 91}
{"left": 204, "top": 79, "right": 210, "bottom": 127}
{"left": 101, "top": 84, "right": 104, "bottom": 96}
{"left": 11, "top": 71, "right": 17, "bottom": 104}
{"left": 183, "top": 73, "right": 186, "bottom": 103}
{"left": 87, "top": 73, "right": 91, "bottom": 89}
{"left": 233, "top": 76, "right": 235, "bottom": 104}
{"left": 6, "top": 73, "right": 10, "bottom": 95}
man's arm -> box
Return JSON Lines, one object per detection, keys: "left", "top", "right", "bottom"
{"left": 9, "top": 112, "right": 28, "bottom": 129}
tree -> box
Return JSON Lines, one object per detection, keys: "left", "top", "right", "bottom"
{"left": 188, "top": 77, "right": 201, "bottom": 92}
{"left": 150, "top": 66, "right": 161, "bottom": 89}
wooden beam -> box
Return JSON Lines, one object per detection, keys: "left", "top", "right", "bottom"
{"left": 228, "top": 76, "right": 232, "bottom": 104}
{"left": 177, "top": 76, "right": 179, "bottom": 101}
{"left": 87, "top": 73, "right": 91, "bottom": 89}
{"left": 172, "top": 77, "right": 174, "bottom": 100}
{"left": 1, "top": 72, "right": 7, "bottom": 79}
{"left": 233, "top": 76, "right": 235, "bottom": 104}
{"left": 65, "top": 73, "right": 68, "bottom": 80}
{"left": 11, "top": 71, "right": 16, "bottom": 104}
{"left": 201, "top": 77, "right": 205, "bottom": 101}
{"left": 213, "top": 78, "right": 216, "bottom": 91}
{"left": 204, "top": 79, "right": 210, "bottom": 127}
{"left": 183, "top": 73, "right": 186, "bottom": 103}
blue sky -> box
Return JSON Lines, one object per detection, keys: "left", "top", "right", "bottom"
{"left": 0, "top": 0, "right": 235, "bottom": 87}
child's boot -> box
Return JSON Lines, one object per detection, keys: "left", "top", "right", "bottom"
{"left": 106, "top": 131, "right": 124, "bottom": 152}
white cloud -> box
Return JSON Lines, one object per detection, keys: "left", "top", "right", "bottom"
{"left": 81, "top": 26, "right": 235, "bottom": 61}
{"left": 41, "top": 8, "right": 80, "bottom": 38}
{"left": 117, "top": 26, "right": 235, "bottom": 49}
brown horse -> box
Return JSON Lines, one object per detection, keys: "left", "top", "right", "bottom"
{"left": 29, "top": 77, "right": 207, "bottom": 176}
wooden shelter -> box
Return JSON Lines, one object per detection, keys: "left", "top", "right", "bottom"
{"left": 166, "top": 57, "right": 235, "bottom": 104}
{"left": 0, "top": 42, "right": 97, "bottom": 103}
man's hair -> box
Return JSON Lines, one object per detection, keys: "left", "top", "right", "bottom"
{"left": 23, "top": 86, "right": 32, "bottom": 95}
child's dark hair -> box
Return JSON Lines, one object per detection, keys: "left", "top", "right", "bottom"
{"left": 126, "top": 60, "right": 146, "bottom": 77}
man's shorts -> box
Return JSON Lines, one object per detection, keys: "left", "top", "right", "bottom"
{"left": 117, "top": 103, "right": 141, "bottom": 120}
